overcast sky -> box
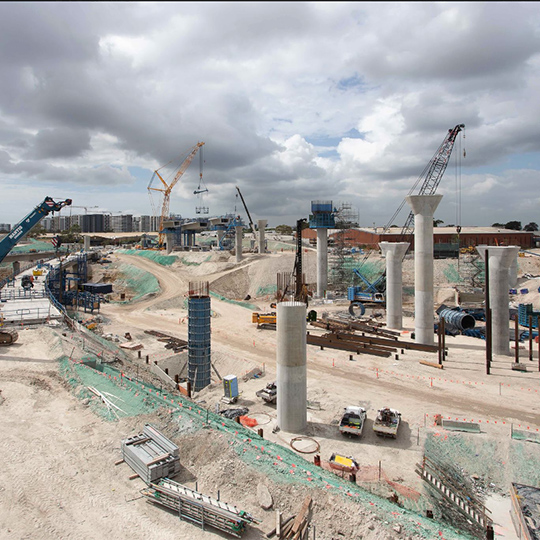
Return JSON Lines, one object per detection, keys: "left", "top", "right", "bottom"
{"left": 1, "top": 2, "right": 540, "bottom": 228}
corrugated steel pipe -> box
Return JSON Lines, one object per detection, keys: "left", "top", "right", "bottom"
{"left": 438, "top": 308, "right": 476, "bottom": 331}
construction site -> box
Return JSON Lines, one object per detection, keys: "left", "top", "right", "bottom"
{"left": 2, "top": 127, "right": 540, "bottom": 540}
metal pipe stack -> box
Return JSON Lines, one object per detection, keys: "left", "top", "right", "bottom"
{"left": 121, "top": 424, "right": 180, "bottom": 484}
{"left": 142, "top": 478, "right": 259, "bottom": 538}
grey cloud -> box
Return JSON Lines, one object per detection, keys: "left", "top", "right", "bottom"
{"left": 27, "top": 127, "right": 91, "bottom": 160}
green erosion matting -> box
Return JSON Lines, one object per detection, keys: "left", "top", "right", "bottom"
{"left": 512, "top": 428, "right": 540, "bottom": 444}
{"left": 210, "top": 291, "right": 259, "bottom": 311}
{"left": 180, "top": 256, "right": 211, "bottom": 266}
{"left": 443, "top": 264, "right": 464, "bottom": 284}
{"left": 119, "top": 249, "right": 178, "bottom": 266}
{"left": 59, "top": 356, "right": 471, "bottom": 540}
{"left": 256, "top": 285, "right": 277, "bottom": 297}
{"left": 114, "top": 263, "right": 160, "bottom": 302}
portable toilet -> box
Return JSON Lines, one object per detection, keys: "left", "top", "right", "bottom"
{"left": 223, "top": 375, "right": 239, "bottom": 400}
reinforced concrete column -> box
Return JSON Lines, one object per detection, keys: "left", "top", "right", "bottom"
{"left": 235, "top": 226, "right": 243, "bottom": 262}
{"left": 83, "top": 235, "right": 90, "bottom": 251}
{"left": 277, "top": 301, "right": 307, "bottom": 433}
{"left": 165, "top": 233, "right": 174, "bottom": 255}
{"left": 477, "top": 246, "right": 520, "bottom": 355}
{"left": 406, "top": 194, "right": 443, "bottom": 345}
{"left": 316, "top": 228, "right": 328, "bottom": 298}
{"left": 12, "top": 261, "right": 20, "bottom": 275}
{"left": 508, "top": 256, "right": 518, "bottom": 289}
{"left": 379, "top": 242, "right": 410, "bottom": 330}
{"left": 258, "top": 220, "right": 267, "bottom": 254}
{"left": 217, "top": 229, "right": 225, "bottom": 248}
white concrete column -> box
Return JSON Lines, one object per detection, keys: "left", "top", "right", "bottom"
{"left": 379, "top": 242, "right": 410, "bottom": 330}
{"left": 509, "top": 256, "right": 518, "bottom": 289}
{"left": 257, "top": 220, "right": 267, "bottom": 254}
{"left": 217, "top": 229, "right": 225, "bottom": 248}
{"left": 277, "top": 301, "right": 307, "bottom": 433}
{"left": 406, "top": 194, "right": 443, "bottom": 345}
{"left": 165, "top": 233, "right": 174, "bottom": 255}
{"left": 477, "top": 246, "right": 520, "bottom": 355}
{"left": 316, "top": 228, "right": 328, "bottom": 298}
{"left": 235, "top": 226, "right": 243, "bottom": 262}
{"left": 83, "top": 235, "right": 90, "bottom": 251}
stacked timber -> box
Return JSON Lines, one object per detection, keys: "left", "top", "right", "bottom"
{"left": 121, "top": 424, "right": 180, "bottom": 484}
{"left": 267, "top": 496, "right": 312, "bottom": 539}
{"left": 142, "top": 478, "right": 259, "bottom": 538}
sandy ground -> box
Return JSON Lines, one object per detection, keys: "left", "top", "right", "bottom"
{"left": 2, "top": 248, "right": 540, "bottom": 539}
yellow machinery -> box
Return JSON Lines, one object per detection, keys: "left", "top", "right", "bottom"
{"left": 252, "top": 312, "right": 276, "bottom": 328}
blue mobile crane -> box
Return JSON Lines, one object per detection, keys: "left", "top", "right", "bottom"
{"left": 0, "top": 196, "right": 72, "bottom": 265}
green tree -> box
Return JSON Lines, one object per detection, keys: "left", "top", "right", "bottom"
{"left": 524, "top": 222, "right": 538, "bottom": 231}
{"left": 275, "top": 224, "right": 293, "bottom": 235}
{"left": 433, "top": 219, "right": 444, "bottom": 227}
{"left": 505, "top": 221, "right": 522, "bottom": 231}
{"left": 491, "top": 223, "right": 505, "bottom": 228}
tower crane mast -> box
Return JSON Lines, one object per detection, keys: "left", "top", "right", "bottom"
{"left": 148, "top": 142, "right": 205, "bottom": 248}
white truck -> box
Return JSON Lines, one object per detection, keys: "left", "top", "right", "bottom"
{"left": 373, "top": 407, "right": 401, "bottom": 438}
{"left": 339, "top": 406, "right": 367, "bottom": 437}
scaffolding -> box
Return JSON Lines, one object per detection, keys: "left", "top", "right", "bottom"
{"left": 188, "top": 281, "right": 211, "bottom": 392}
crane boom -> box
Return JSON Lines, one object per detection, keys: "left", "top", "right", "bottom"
{"left": 148, "top": 142, "right": 205, "bottom": 247}
{"left": 353, "top": 123, "right": 465, "bottom": 291}
{"left": 0, "top": 197, "right": 72, "bottom": 265}
{"left": 235, "top": 186, "right": 258, "bottom": 250}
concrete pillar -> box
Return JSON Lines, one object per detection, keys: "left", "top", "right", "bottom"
{"left": 12, "top": 261, "right": 20, "bottom": 275}
{"left": 277, "top": 301, "right": 307, "bottom": 433}
{"left": 235, "top": 226, "right": 243, "bottom": 262}
{"left": 258, "top": 220, "right": 267, "bottom": 254}
{"left": 165, "top": 233, "right": 174, "bottom": 255}
{"left": 379, "top": 242, "right": 410, "bottom": 330}
{"left": 83, "top": 235, "right": 90, "bottom": 251}
{"left": 406, "top": 194, "right": 443, "bottom": 345}
{"left": 217, "top": 229, "right": 225, "bottom": 248}
{"left": 509, "top": 256, "right": 518, "bottom": 289}
{"left": 477, "top": 246, "right": 520, "bottom": 355}
{"left": 316, "top": 228, "right": 328, "bottom": 298}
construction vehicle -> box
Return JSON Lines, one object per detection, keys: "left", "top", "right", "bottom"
{"left": 255, "top": 381, "right": 277, "bottom": 404}
{"left": 339, "top": 406, "right": 367, "bottom": 437}
{"left": 252, "top": 312, "right": 276, "bottom": 329}
{"left": 373, "top": 407, "right": 401, "bottom": 438}
{"left": 0, "top": 196, "right": 72, "bottom": 265}
{"left": 352, "top": 124, "right": 465, "bottom": 296}
{"left": 147, "top": 142, "right": 204, "bottom": 248}
{"left": 0, "top": 326, "right": 19, "bottom": 345}
{"left": 235, "top": 186, "right": 258, "bottom": 252}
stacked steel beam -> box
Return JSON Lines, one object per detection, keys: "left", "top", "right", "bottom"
{"left": 121, "top": 424, "right": 180, "bottom": 484}
{"left": 142, "top": 478, "right": 259, "bottom": 538}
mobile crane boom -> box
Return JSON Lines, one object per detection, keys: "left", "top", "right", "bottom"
{"left": 235, "top": 186, "right": 258, "bottom": 250}
{"left": 0, "top": 197, "right": 72, "bottom": 265}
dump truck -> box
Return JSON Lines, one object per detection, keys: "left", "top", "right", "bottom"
{"left": 373, "top": 407, "right": 401, "bottom": 438}
{"left": 339, "top": 406, "right": 367, "bottom": 437}
{"left": 255, "top": 382, "right": 277, "bottom": 404}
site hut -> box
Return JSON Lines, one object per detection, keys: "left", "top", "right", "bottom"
{"left": 406, "top": 194, "right": 442, "bottom": 346}
{"left": 309, "top": 201, "right": 335, "bottom": 299}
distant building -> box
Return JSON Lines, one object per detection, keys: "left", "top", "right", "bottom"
{"left": 0, "top": 223, "right": 11, "bottom": 233}
{"left": 302, "top": 226, "right": 536, "bottom": 250}
{"left": 80, "top": 214, "right": 109, "bottom": 233}
{"left": 111, "top": 214, "right": 133, "bottom": 233}
{"left": 139, "top": 215, "right": 160, "bottom": 232}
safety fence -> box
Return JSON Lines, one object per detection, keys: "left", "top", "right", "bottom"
{"left": 59, "top": 356, "right": 469, "bottom": 540}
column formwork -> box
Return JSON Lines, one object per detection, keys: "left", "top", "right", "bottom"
{"left": 188, "top": 281, "right": 211, "bottom": 392}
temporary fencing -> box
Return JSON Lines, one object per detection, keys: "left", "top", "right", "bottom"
{"left": 57, "top": 355, "right": 471, "bottom": 540}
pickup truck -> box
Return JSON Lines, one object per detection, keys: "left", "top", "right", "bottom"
{"left": 339, "top": 406, "right": 367, "bottom": 437}
{"left": 255, "top": 382, "right": 277, "bottom": 404}
{"left": 373, "top": 407, "right": 401, "bottom": 438}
